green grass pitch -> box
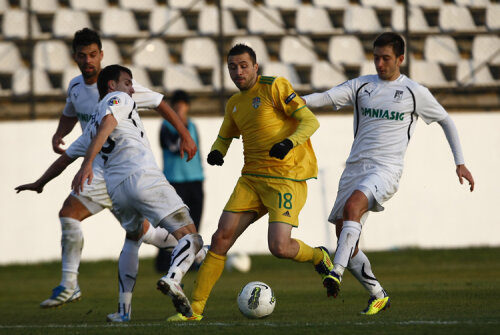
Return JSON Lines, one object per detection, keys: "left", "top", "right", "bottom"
{"left": 0, "top": 247, "right": 499, "bottom": 335}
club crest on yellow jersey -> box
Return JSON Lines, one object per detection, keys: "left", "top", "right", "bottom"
{"left": 252, "top": 97, "right": 261, "bottom": 109}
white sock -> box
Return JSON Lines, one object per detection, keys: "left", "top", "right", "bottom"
{"left": 194, "top": 245, "right": 208, "bottom": 266}
{"left": 141, "top": 222, "right": 178, "bottom": 249}
{"left": 118, "top": 238, "right": 140, "bottom": 313}
{"left": 348, "top": 249, "right": 384, "bottom": 298}
{"left": 164, "top": 233, "right": 203, "bottom": 282}
{"left": 60, "top": 217, "right": 83, "bottom": 289}
{"left": 333, "top": 220, "right": 362, "bottom": 276}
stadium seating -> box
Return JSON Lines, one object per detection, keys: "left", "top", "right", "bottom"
{"left": 0, "top": 42, "right": 23, "bottom": 74}
{"left": 69, "top": 0, "right": 108, "bottom": 13}
{"left": 168, "top": 0, "right": 206, "bottom": 10}
{"left": 2, "top": 9, "right": 44, "bottom": 39}
{"left": 62, "top": 65, "right": 81, "bottom": 91}
{"left": 360, "top": 0, "right": 397, "bottom": 9}
{"left": 119, "top": 0, "right": 156, "bottom": 12}
{"left": 149, "top": 6, "right": 193, "bottom": 37}
{"left": 198, "top": 5, "right": 243, "bottom": 36}
{"left": 408, "top": 0, "right": 443, "bottom": 9}
{"left": 310, "top": 61, "right": 347, "bottom": 90}
{"left": 392, "top": 4, "right": 439, "bottom": 33}
{"left": 328, "top": 35, "right": 366, "bottom": 67}
{"left": 212, "top": 64, "right": 238, "bottom": 92}
{"left": 52, "top": 9, "right": 92, "bottom": 39}
{"left": 247, "top": 7, "right": 286, "bottom": 35}
{"left": 424, "top": 35, "right": 461, "bottom": 66}
{"left": 359, "top": 60, "right": 377, "bottom": 77}
{"left": 33, "top": 40, "right": 71, "bottom": 73}
{"left": 262, "top": 62, "right": 305, "bottom": 89}
{"left": 29, "top": 0, "right": 59, "bottom": 14}
{"left": 456, "top": 59, "right": 496, "bottom": 86}
{"left": 485, "top": 4, "right": 500, "bottom": 31}
{"left": 100, "top": 7, "right": 142, "bottom": 37}
{"left": 13, "top": 67, "right": 60, "bottom": 96}
{"left": 132, "top": 38, "right": 171, "bottom": 70}
{"left": 439, "top": 4, "right": 479, "bottom": 32}
{"left": 181, "top": 37, "right": 219, "bottom": 69}
{"left": 221, "top": 0, "right": 252, "bottom": 10}
{"left": 264, "top": 0, "right": 301, "bottom": 9}
{"left": 279, "top": 35, "right": 317, "bottom": 66}
{"left": 312, "top": 0, "right": 349, "bottom": 9}
{"left": 128, "top": 65, "right": 154, "bottom": 89}
{"left": 472, "top": 35, "right": 500, "bottom": 65}
{"left": 0, "top": 0, "right": 7, "bottom": 12}
{"left": 295, "top": 5, "right": 338, "bottom": 34}
{"left": 163, "top": 64, "right": 206, "bottom": 91}
{"left": 454, "top": 0, "right": 491, "bottom": 8}
{"left": 409, "top": 60, "right": 451, "bottom": 87}
{"left": 343, "top": 5, "right": 382, "bottom": 33}
{"left": 101, "top": 39, "right": 123, "bottom": 67}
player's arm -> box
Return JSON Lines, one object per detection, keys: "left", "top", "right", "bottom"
{"left": 15, "top": 153, "right": 76, "bottom": 194}
{"left": 438, "top": 116, "right": 475, "bottom": 192}
{"left": 52, "top": 113, "right": 78, "bottom": 154}
{"left": 72, "top": 114, "right": 117, "bottom": 195}
{"left": 207, "top": 108, "right": 239, "bottom": 166}
{"left": 155, "top": 100, "right": 197, "bottom": 161}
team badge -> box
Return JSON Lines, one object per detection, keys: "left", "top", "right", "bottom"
{"left": 252, "top": 97, "right": 261, "bottom": 109}
{"left": 394, "top": 90, "right": 403, "bottom": 102}
{"left": 108, "top": 96, "right": 121, "bottom": 106}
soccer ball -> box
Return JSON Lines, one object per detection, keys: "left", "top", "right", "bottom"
{"left": 225, "top": 253, "right": 252, "bottom": 273}
{"left": 237, "top": 281, "right": 276, "bottom": 319}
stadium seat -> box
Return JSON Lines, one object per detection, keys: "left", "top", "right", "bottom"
{"left": 456, "top": 59, "right": 496, "bottom": 86}
{"left": 119, "top": 0, "right": 156, "bottom": 12}
{"left": 439, "top": 4, "right": 478, "bottom": 32}
{"left": 128, "top": 65, "right": 153, "bottom": 89}
{"left": 310, "top": 61, "right": 347, "bottom": 90}
{"left": 409, "top": 60, "right": 451, "bottom": 87}
{"left": 69, "top": 0, "right": 108, "bottom": 13}
{"left": 343, "top": 5, "right": 382, "bottom": 33}
{"left": 2, "top": 9, "right": 44, "bottom": 39}
{"left": 30, "top": 0, "right": 59, "bottom": 14}
{"left": 163, "top": 64, "right": 206, "bottom": 92}
{"left": 132, "top": 38, "right": 171, "bottom": 70}
{"left": 12, "top": 67, "right": 60, "bottom": 96}
{"left": 408, "top": 0, "right": 443, "bottom": 9}
{"left": 182, "top": 37, "right": 219, "bottom": 69}
{"left": 198, "top": 5, "right": 243, "bottom": 36}
{"left": 0, "top": 0, "right": 7, "bottom": 12}
{"left": 279, "top": 35, "right": 317, "bottom": 66}
{"left": 149, "top": 6, "right": 192, "bottom": 37}
{"left": 472, "top": 35, "right": 500, "bottom": 65}
{"left": 222, "top": 0, "right": 252, "bottom": 10}
{"left": 295, "top": 5, "right": 337, "bottom": 34}
{"left": 328, "top": 35, "right": 366, "bottom": 67}
{"left": 101, "top": 39, "right": 123, "bottom": 67}
{"left": 485, "top": 4, "right": 500, "bottom": 31}
{"left": 392, "top": 4, "right": 438, "bottom": 33}
{"left": 247, "top": 7, "right": 286, "bottom": 35}
{"left": 168, "top": 0, "right": 206, "bottom": 10}
{"left": 264, "top": 0, "right": 301, "bottom": 9}
{"left": 52, "top": 8, "right": 92, "bottom": 39}
{"left": 424, "top": 35, "right": 461, "bottom": 66}
{"left": 262, "top": 62, "right": 304, "bottom": 89}
{"left": 100, "top": 7, "right": 141, "bottom": 37}
{"left": 360, "top": 0, "right": 396, "bottom": 9}
{"left": 359, "top": 60, "right": 377, "bottom": 76}
{"left": 312, "top": 0, "right": 349, "bottom": 9}
{"left": 231, "top": 36, "right": 270, "bottom": 65}
{"left": 33, "top": 40, "right": 71, "bottom": 73}
{"left": 62, "top": 65, "right": 81, "bottom": 91}
{"left": 212, "top": 64, "right": 239, "bottom": 92}
{"left": 0, "top": 42, "right": 23, "bottom": 74}
{"left": 454, "top": 0, "right": 490, "bottom": 8}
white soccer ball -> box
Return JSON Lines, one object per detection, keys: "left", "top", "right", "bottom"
{"left": 237, "top": 281, "right": 276, "bottom": 319}
{"left": 225, "top": 253, "right": 251, "bottom": 273}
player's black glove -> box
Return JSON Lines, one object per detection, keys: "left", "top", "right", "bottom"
{"left": 269, "top": 139, "right": 293, "bottom": 160}
{"left": 207, "top": 150, "right": 224, "bottom": 166}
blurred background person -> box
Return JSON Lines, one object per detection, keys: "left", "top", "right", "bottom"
{"left": 156, "top": 90, "right": 205, "bottom": 272}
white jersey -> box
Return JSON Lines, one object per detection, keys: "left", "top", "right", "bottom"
{"left": 68, "top": 91, "right": 160, "bottom": 193}
{"left": 313, "top": 74, "right": 448, "bottom": 173}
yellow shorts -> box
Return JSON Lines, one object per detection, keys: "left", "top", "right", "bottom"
{"left": 224, "top": 175, "right": 308, "bottom": 227}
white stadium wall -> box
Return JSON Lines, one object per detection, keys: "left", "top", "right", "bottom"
{"left": 1, "top": 112, "right": 498, "bottom": 264}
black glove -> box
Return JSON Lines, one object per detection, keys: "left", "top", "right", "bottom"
{"left": 269, "top": 139, "right": 293, "bottom": 160}
{"left": 207, "top": 150, "right": 224, "bottom": 166}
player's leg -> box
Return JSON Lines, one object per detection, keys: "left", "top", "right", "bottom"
{"left": 40, "top": 194, "right": 94, "bottom": 308}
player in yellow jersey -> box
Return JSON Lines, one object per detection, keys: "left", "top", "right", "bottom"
{"left": 167, "top": 44, "right": 336, "bottom": 321}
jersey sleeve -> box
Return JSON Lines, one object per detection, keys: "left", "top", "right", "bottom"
{"left": 131, "top": 79, "right": 163, "bottom": 110}
{"left": 66, "top": 133, "right": 90, "bottom": 159}
{"left": 210, "top": 100, "right": 240, "bottom": 155}
{"left": 413, "top": 84, "right": 448, "bottom": 124}
{"left": 105, "top": 93, "right": 136, "bottom": 123}
{"left": 324, "top": 79, "right": 356, "bottom": 111}
{"left": 271, "top": 77, "right": 306, "bottom": 116}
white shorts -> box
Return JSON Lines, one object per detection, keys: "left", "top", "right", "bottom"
{"left": 328, "top": 163, "right": 400, "bottom": 224}
{"left": 70, "top": 175, "right": 113, "bottom": 214}
{"left": 109, "top": 169, "right": 187, "bottom": 234}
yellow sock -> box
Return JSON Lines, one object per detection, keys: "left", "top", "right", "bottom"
{"left": 292, "top": 239, "right": 319, "bottom": 263}
{"left": 191, "top": 250, "right": 226, "bottom": 315}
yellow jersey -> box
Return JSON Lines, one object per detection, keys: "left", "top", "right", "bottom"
{"left": 212, "top": 75, "right": 318, "bottom": 181}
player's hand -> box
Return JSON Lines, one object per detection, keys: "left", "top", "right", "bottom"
{"left": 207, "top": 150, "right": 224, "bottom": 166}
{"left": 179, "top": 133, "right": 197, "bottom": 162}
{"left": 269, "top": 139, "right": 293, "bottom": 160}
{"left": 15, "top": 182, "right": 43, "bottom": 194}
{"left": 456, "top": 164, "right": 474, "bottom": 192}
{"left": 71, "top": 163, "right": 93, "bottom": 195}
{"left": 52, "top": 134, "right": 66, "bottom": 154}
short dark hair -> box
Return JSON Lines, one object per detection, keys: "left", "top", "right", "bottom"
{"left": 171, "top": 89, "right": 190, "bottom": 105}
{"left": 227, "top": 43, "right": 257, "bottom": 64}
{"left": 373, "top": 32, "right": 405, "bottom": 57}
{"left": 97, "top": 64, "right": 132, "bottom": 100}
{"left": 72, "top": 28, "right": 102, "bottom": 53}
